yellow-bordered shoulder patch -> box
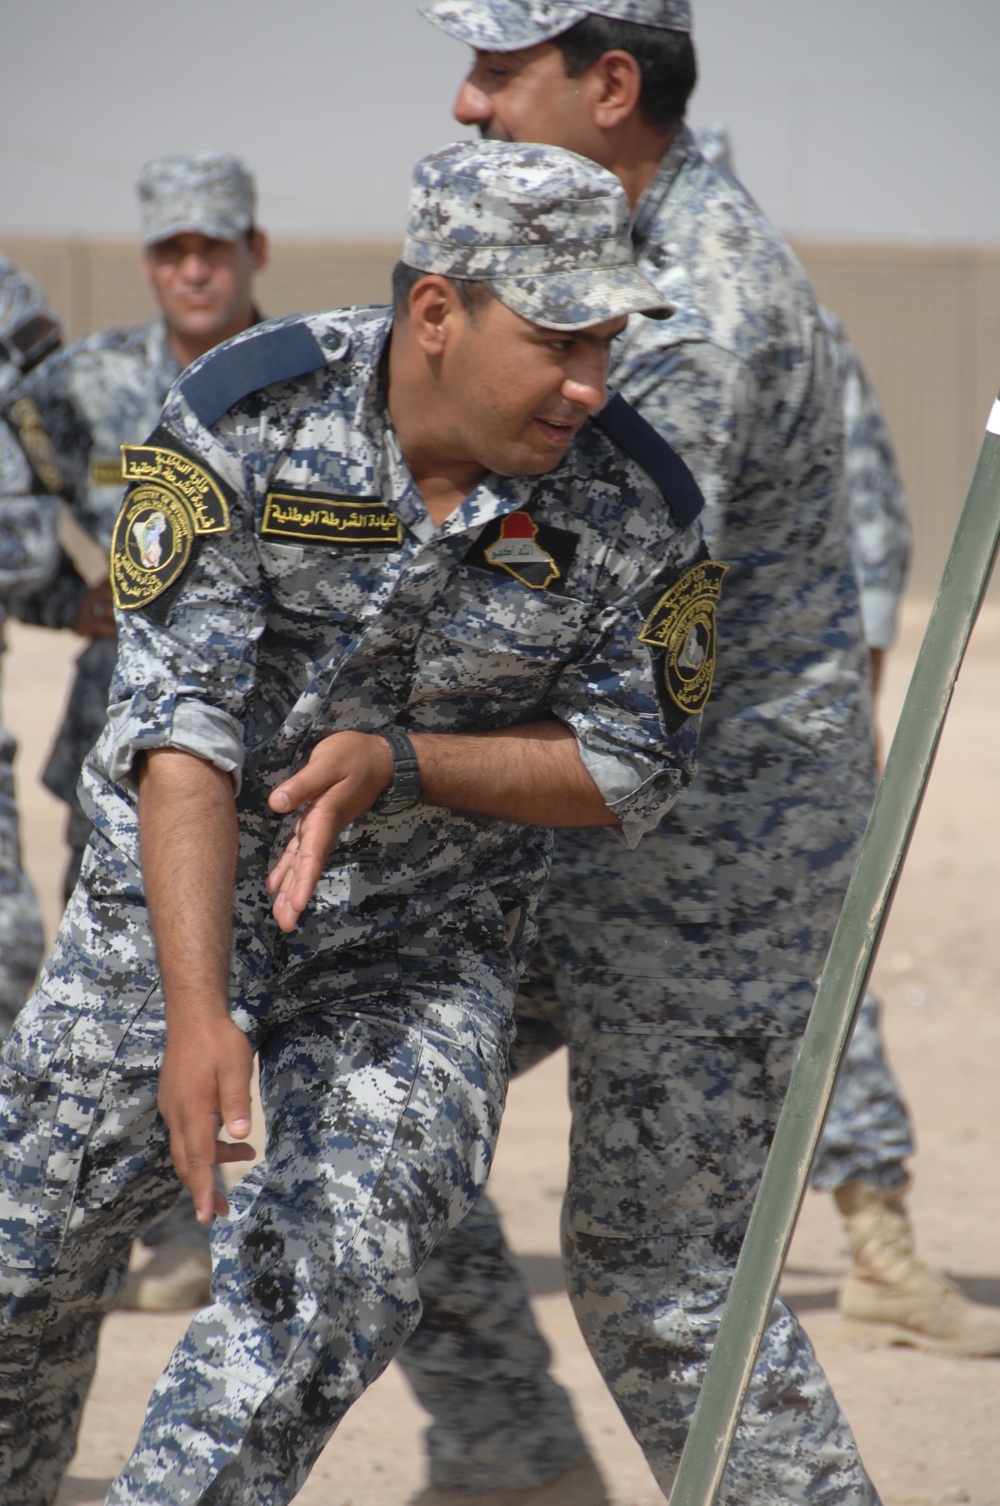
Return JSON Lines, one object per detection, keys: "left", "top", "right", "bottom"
{"left": 121, "top": 444, "right": 229, "bottom": 533}
{"left": 112, "top": 441, "right": 229, "bottom": 609}
{"left": 639, "top": 559, "right": 728, "bottom": 716}
{"left": 111, "top": 486, "right": 194, "bottom": 609}
{"left": 261, "top": 492, "right": 402, "bottom": 547}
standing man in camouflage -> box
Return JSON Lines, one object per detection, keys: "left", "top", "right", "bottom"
{"left": 0, "top": 259, "right": 72, "bottom": 1036}
{"left": 18, "top": 151, "right": 267, "bottom": 1311}
{"left": 0, "top": 139, "right": 718, "bottom": 1506}
{"left": 21, "top": 150, "right": 267, "bottom": 903}
{"left": 393, "top": 5, "right": 884, "bottom": 1504}
{"left": 809, "top": 306, "right": 1000, "bottom": 1351}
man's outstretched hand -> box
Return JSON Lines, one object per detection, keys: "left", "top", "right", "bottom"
{"left": 267, "top": 731, "right": 393, "bottom": 933}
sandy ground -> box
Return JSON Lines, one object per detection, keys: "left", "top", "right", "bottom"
{"left": 4, "top": 592, "right": 1000, "bottom": 1506}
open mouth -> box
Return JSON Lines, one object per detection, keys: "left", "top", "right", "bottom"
{"left": 534, "top": 416, "right": 578, "bottom": 445}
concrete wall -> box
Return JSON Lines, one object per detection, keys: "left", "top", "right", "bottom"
{"left": 6, "top": 234, "right": 999, "bottom": 597}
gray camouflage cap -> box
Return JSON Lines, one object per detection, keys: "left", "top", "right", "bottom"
{"left": 136, "top": 152, "right": 256, "bottom": 246}
{"left": 420, "top": 0, "right": 691, "bottom": 51}
{"left": 402, "top": 140, "right": 672, "bottom": 330}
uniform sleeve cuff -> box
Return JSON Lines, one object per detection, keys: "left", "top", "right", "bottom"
{"left": 104, "top": 694, "right": 245, "bottom": 794}
{"left": 578, "top": 744, "right": 685, "bottom": 850}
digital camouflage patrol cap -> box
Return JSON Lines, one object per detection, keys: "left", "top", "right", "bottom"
{"left": 136, "top": 153, "right": 256, "bottom": 246}
{"left": 420, "top": 0, "right": 691, "bottom": 52}
{"left": 403, "top": 139, "right": 672, "bottom": 329}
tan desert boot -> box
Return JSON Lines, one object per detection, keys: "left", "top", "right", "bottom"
{"left": 118, "top": 1232, "right": 213, "bottom": 1312}
{"left": 835, "top": 1180, "right": 1000, "bottom": 1356}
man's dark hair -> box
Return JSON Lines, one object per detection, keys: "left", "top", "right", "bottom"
{"left": 553, "top": 18, "right": 697, "bottom": 132}
{"left": 391, "top": 261, "right": 495, "bottom": 318}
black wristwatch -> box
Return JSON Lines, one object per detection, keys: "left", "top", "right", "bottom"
{"left": 371, "top": 727, "right": 422, "bottom": 814}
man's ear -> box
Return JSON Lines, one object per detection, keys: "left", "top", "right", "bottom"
{"left": 591, "top": 49, "right": 643, "bottom": 130}
{"left": 141, "top": 250, "right": 154, "bottom": 287}
{"left": 249, "top": 228, "right": 269, "bottom": 273}
{"left": 408, "top": 274, "right": 461, "bottom": 357}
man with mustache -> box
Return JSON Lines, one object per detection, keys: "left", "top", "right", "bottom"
{"left": 388, "top": 3, "right": 884, "bottom": 1503}
{"left": 0, "top": 139, "right": 718, "bottom": 1506}
{"left": 16, "top": 151, "right": 267, "bottom": 1312}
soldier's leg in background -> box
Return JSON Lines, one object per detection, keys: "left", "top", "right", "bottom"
{"left": 108, "top": 925, "right": 518, "bottom": 1506}
{"left": 812, "top": 989, "right": 1000, "bottom": 1353}
{"left": 0, "top": 886, "right": 183, "bottom": 1506}
{"left": 399, "top": 953, "right": 607, "bottom": 1504}
{"left": 0, "top": 738, "right": 45, "bottom": 1038}
{"left": 811, "top": 987, "right": 913, "bottom": 1194}
{"left": 553, "top": 913, "right": 879, "bottom": 1506}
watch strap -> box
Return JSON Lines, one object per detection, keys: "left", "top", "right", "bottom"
{"left": 372, "top": 727, "right": 422, "bottom": 813}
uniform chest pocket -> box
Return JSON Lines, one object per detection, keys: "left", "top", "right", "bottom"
{"left": 410, "top": 574, "right": 591, "bottom": 712}
{"left": 257, "top": 539, "right": 393, "bottom": 621}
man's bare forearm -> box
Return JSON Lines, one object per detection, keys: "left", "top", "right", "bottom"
{"left": 410, "top": 720, "right": 619, "bottom": 827}
{"left": 138, "top": 747, "right": 239, "bottom": 1025}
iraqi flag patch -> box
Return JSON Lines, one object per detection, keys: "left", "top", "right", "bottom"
{"left": 465, "top": 511, "right": 579, "bottom": 592}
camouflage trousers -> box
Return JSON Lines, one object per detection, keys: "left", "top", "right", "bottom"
{"left": 0, "top": 736, "right": 45, "bottom": 1038}
{"left": 399, "top": 910, "right": 882, "bottom": 1505}
{"left": 810, "top": 986, "right": 913, "bottom": 1190}
{"left": 0, "top": 875, "right": 515, "bottom": 1506}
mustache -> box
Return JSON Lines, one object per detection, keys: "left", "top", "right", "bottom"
{"left": 536, "top": 407, "right": 588, "bottom": 427}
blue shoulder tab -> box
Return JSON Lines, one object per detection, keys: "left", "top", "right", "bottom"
{"left": 180, "top": 321, "right": 327, "bottom": 428}
{"left": 592, "top": 392, "right": 704, "bottom": 529}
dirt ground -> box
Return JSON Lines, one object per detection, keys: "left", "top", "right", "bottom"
{"left": 5, "top": 593, "right": 1000, "bottom": 1506}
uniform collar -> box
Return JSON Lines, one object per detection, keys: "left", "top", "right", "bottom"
{"left": 356, "top": 312, "right": 562, "bottom": 544}
{"left": 630, "top": 121, "right": 697, "bottom": 255}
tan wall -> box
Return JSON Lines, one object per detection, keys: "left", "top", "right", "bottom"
{"left": 794, "top": 241, "right": 1000, "bottom": 597}
{"left": 5, "top": 234, "right": 999, "bottom": 596}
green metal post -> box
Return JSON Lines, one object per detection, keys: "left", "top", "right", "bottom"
{"left": 669, "top": 398, "right": 1000, "bottom": 1506}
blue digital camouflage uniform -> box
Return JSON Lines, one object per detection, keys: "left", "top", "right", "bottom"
{"left": 17, "top": 318, "right": 181, "bottom": 894}
{"left": 0, "top": 276, "right": 714, "bottom": 1504}
{"left": 398, "top": 114, "right": 880, "bottom": 1504}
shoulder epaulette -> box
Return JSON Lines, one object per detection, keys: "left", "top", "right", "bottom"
{"left": 180, "top": 320, "right": 327, "bottom": 428}
{"left": 592, "top": 392, "right": 704, "bottom": 529}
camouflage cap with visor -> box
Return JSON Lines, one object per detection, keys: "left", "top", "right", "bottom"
{"left": 419, "top": 0, "right": 691, "bottom": 52}
{"left": 403, "top": 140, "right": 672, "bottom": 330}
{"left": 136, "top": 152, "right": 256, "bottom": 246}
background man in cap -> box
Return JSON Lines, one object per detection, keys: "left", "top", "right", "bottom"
{"left": 0, "top": 139, "right": 718, "bottom": 1506}
{"left": 395, "top": 4, "right": 887, "bottom": 1504}
{"left": 17, "top": 150, "right": 266, "bottom": 1312}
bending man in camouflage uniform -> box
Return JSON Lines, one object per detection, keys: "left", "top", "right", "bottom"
{"left": 18, "top": 151, "right": 267, "bottom": 1313}
{"left": 391, "top": 5, "right": 887, "bottom": 1504}
{"left": 0, "top": 139, "right": 719, "bottom": 1506}
{"left": 0, "top": 259, "right": 71, "bottom": 1035}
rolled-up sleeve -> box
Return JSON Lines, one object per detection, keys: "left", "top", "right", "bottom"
{"left": 101, "top": 400, "right": 267, "bottom": 793}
